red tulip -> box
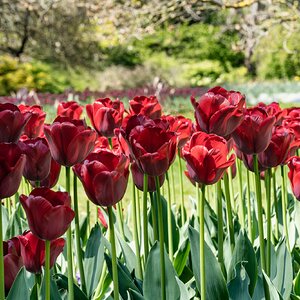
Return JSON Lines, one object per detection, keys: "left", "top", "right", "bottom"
{"left": 57, "top": 101, "right": 83, "bottom": 120}
{"left": 19, "top": 105, "right": 46, "bottom": 138}
{"left": 3, "top": 237, "right": 23, "bottom": 293}
{"left": 0, "top": 143, "right": 26, "bottom": 199}
{"left": 131, "top": 162, "right": 165, "bottom": 192}
{"left": 18, "top": 137, "right": 51, "bottom": 181}
{"left": 86, "top": 98, "right": 124, "bottom": 137}
{"left": 129, "top": 95, "right": 162, "bottom": 120}
{"left": 258, "top": 126, "right": 295, "bottom": 168}
{"left": 0, "top": 103, "right": 31, "bottom": 143}
{"left": 73, "top": 150, "right": 129, "bottom": 207}
{"left": 94, "top": 136, "right": 120, "bottom": 153}
{"left": 182, "top": 131, "right": 235, "bottom": 185}
{"left": 191, "top": 86, "right": 245, "bottom": 138}
{"left": 20, "top": 188, "right": 75, "bottom": 240}
{"left": 97, "top": 208, "right": 108, "bottom": 228}
{"left": 44, "top": 116, "right": 97, "bottom": 166}
{"left": 288, "top": 156, "right": 300, "bottom": 201}
{"left": 18, "top": 231, "right": 65, "bottom": 274}
{"left": 232, "top": 107, "right": 276, "bottom": 154}
{"left": 257, "top": 102, "right": 287, "bottom": 126}
{"left": 235, "top": 147, "right": 266, "bottom": 173}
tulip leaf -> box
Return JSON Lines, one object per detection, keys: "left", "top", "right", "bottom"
{"left": 143, "top": 241, "right": 180, "bottom": 300}
{"left": 273, "top": 239, "right": 293, "bottom": 300}
{"left": 295, "top": 270, "right": 300, "bottom": 296}
{"left": 7, "top": 267, "right": 30, "bottom": 300}
{"left": 79, "top": 215, "right": 88, "bottom": 246}
{"left": 5, "top": 203, "right": 23, "bottom": 240}
{"left": 262, "top": 271, "right": 283, "bottom": 300}
{"left": 174, "top": 237, "right": 190, "bottom": 276}
{"left": 40, "top": 273, "right": 62, "bottom": 300}
{"left": 129, "top": 289, "right": 145, "bottom": 300}
{"left": 227, "top": 262, "right": 251, "bottom": 300}
{"left": 252, "top": 275, "right": 265, "bottom": 300}
{"left": 176, "top": 277, "right": 190, "bottom": 300}
{"left": 228, "top": 229, "right": 257, "bottom": 296}
{"left": 84, "top": 223, "right": 105, "bottom": 298}
{"left": 188, "top": 226, "right": 229, "bottom": 300}
{"left": 1, "top": 205, "right": 9, "bottom": 237}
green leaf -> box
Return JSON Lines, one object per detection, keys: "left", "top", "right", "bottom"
{"left": 40, "top": 273, "right": 62, "bottom": 300}
{"left": 188, "top": 226, "right": 229, "bottom": 300}
{"left": 5, "top": 203, "right": 24, "bottom": 239}
{"left": 228, "top": 262, "right": 251, "bottom": 300}
{"left": 228, "top": 229, "right": 257, "bottom": 296}
{"left": 79, "top": 215, "right": 88, "bottom": 246}
{"left": 176, "top": 277, "right": 190, "bottom": 300}
{"left": 273, "top": 239, "right": 293, "bottom": 300}
{"left": 143, "top": 242, "right": 180, "bottom": 300}
{"left": 7, "top": 267, "right": 30, "bottom": 300}
{"left": 262, "top": 271, "right": 283, "bottom": 300}
{"left": 84, "top": 223, "right": 105, "bottom": 298}
{"left": 295, "top": 270, "right": 300, "bottom": 296}
{"left": 129, "top": 289, "right": 145, "bottom": 300}
{"left": 252, "top": 275, "right": 265, "bottom": 300}
{"left": 174, "top": 237, "right": 190, "bottom": 276}
{"left": 1, "top": 205, "right": 9, "bottom": 237}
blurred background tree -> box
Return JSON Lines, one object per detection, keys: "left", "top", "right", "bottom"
{"left": 0, "top": 0, "right": 300, "bottom": 95}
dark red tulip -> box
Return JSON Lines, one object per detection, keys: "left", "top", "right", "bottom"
{"left": 57, "top": 101, "right": 83, "bottom": 120}
{"left": 232, "top": 107, "right": 276, "bottom": 154}
{"left": 18, "top": 137, "right": 51, "bottom": 181}
{"left": 235, "top": 147, "right": 266, "bottom": 173}
{"left": 18, "top": 231, "right": 65, "bottom": 274}
{"left": 86, "top": 98, "right": 124, "bottom": 137}
{"left": 94, "top": 136, "right": 120, "bottom": 153}
{"left": 20, "top": 188, "right": 75, "bottom": 240}
{"left": 288, "top": 156, "right": 300, "bottom": 201}
{"left": 44, "top": 116, "right": 97, "bottom": 167}
{"left": 257, "top": 102, "right": 287, "bottom": 126}
{"left": 182, "top": 131, "right": 235, "bottom": 185}
{"left": 191, "top": 86, "right": 245, "bottom": 138}
{"left": 131, "top": 162, "right": 165, "bottom": 192}
{"left": 0, "top": 103, "right": 31, "bottom": 143}
{"left": 0, "top": 143, "right": 26, "bottom": 199}
{"left": 19, "top": 105, "right": 46, "bottom": 138}
{"left": 258, "top": 126, "right": 295, "bottom": 168}
{"left": 73, "top": 150, "right": 129, "bottom": 207}
{"left": 3, "top": 237, "right": 23, "bottom": 293}
{"left": 129, "top": 95, "right": 162, "bottom": 120}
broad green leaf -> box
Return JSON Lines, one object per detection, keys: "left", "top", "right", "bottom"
{"left": 228, "top": 229, "right": 257, "bottom": 296}
{"left": 84, "top": 223, "right": 105, "bottom": 298}
{"left": 129, "top": 289, "right": 145, "bottom": 300}
{"left": 5, "top": 203, "right": 23, "bottom": 239}
{"left": 7, "top": 267, "right": 30, "bottom": 300}
{"left": 143, "top": 242, "right": 180, "bottom": 300}
{"left": 40, "top": 273, "right": 62, "bottom": 300}
{"left": 188, "top": 226, "right": 229, "bottom": 300}
{"left": 174, "top": 237, "right": 190, "bottom": 276}
{"left": 262, "top": 271, "right": 283, "bottom": 300}
{"left": 79, "top": 215, "right": 88, "bottom": 246}
{"left": 295, "top": 270, "right": 300, "bottom": 296}
{"left": 228, "top": 262, "right": 251, "bottom": 300}
{"left": 252, "top": 275, "right": 265, "bottom": 300}
{"left": 176, "top": 277, "right": 190, "bottom": 300}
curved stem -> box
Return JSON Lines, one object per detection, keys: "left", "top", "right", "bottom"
{"left": 166, "top": 172, "right": 174, "bottom": 262}
{"left": 143, "top": 174, "right": 149, "bottom": 262}
{"left": 281, "top": 165, "right": 290, "bottom": 251}
{"left": 45, "top": 240, "right": 51, "bottom": 300}
{"left": 178, "top": 151, "right": 185, "bottom": 226}
{"left": 155, "top": 176, "right": 166, "bottom": 300}
{"left": 0, "top": 200, "right": 4, "bottom": 300}
{"left": 107, "top": 206, "right": 119, "bottom": 300}
{"left": 73, "top": 174, "right": 87, "bottom": 294}
{"left": 237, "top": 160, "right": 245, "bottom": 228}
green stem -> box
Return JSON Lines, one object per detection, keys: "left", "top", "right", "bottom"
{"left": 136, "top": 189, "right": 141, "bottom": 241}
{"left": 228, "top": 166, "right": 236, "bottom": 211}
{"left": 73, "top": 174, "right": 87, "bottom": 294}
{"left": 253, "top": 154, "right": 266, "bottom": 271}
{"left": 166, "top": 172, "right": 174, "bottom": 262}
{"left": 132, "top": 183, "right": 143, "bottom": 279}
{"left": 281, "top": 165, "right": 290, "bottom": 251}
{"left": 108, "top": 206, "right": 119, "bottom": 300}
{"left": 171, "top": 164, "right": 176, "bottom": 206}
{"left": 45, "top": 240, "right": 51, "bottom": 300}
{"left": 117, "top": 203, "right": 125, "bottom": 240}
{"left": 35, "top": 273, "right": 41, "bottom": 286}
{"left": 143, "top": 174, "right": 149, "bottom": 262}
{"left": 0, "top": 201, "right": 4, "bottom": 300}
{"left": 223, "top": 173, "right": 235, "bottom": 252}
{"left": 86, "top": 200, "right": 90, "bottom": 233}
{"left": 237, "top": 160, "right": 245, "bottom": 228}
{"left": 198, "top": 184, "right": 206, "bottom": 300}
{"left": 265, "top": 168, "right": 272, "bottom": 276}
{"left": 150, "top": 192, "right": 158, "bottom": 241}
{"left": 246, "top": 169, "right": 253, "bottom": 243}
{"left": 66, "top": 166, "right": 74, "bottom": 300}
{"left": 178, "top": 151, "right": 185, "bottom": 226}
{"left": 272, "top": 169, "right": 279, "bottom": 241}
{"left": 155, "top": 176, "right": 166, "bottom": 300}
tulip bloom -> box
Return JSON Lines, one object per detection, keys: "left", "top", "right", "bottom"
{"left": 18, "top": 137, "right": 52, "bottom": 181}
{"left": 182, "top": 131, "right": 235, "bottom": 185}
{"left": 44, "top": 116, "right": 97, "bottom": 167}
{"left": 0, "top": 103, "right": 31, "bottom": 143}
{"left": 3, "top": 237, "right": 23, "bottom": 293}
{"left": 18, "top": 231, "right": 65, "bottom": 274}
{"left": 232, "top": 107, "right": 276, "bottom": 154}
{"left": 191, "top": 86, "right": 245, "bottom": 138}
{"left": 257, "top": 102, "right": 287, "bottom": 126}
{"left": 129, "top": 95, "right": 162, "bottom": 120}
{"left": 73, "top": 150, "right": 129, "bottom": 207}
{"left": 19, "top": 105, "right": 46, "bottom": 138}
{"left": 0, "top": 143, "right": 26, "bottom": 199}
{"left": 287, "top": 156, "right": 300, "bottom": 201}
{"left": 86, "top": 98, "right": 124, "bottom": 137}
{"left": 57, "top": 101, "right": 83, "bottom": 120}
{"left": 20, "top": 188, "right": 75, "bottom": 240}
{"left": 235, "top": 147, "right": 266, "bottom": 173}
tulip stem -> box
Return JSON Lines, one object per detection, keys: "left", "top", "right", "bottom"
{"left": 73, "top": 174, "right": 87, "bottom": 294}
{"left": 178, "top": 151, "right": 185, "bottom": 226}
{"left": 272, "top": 169, "right": 279, "bottom": 241}
{"left": 265, "top": 168, "right": 272, "bottom": 276}
{"left": 237, "top": 160, "right": 245, "bottom": 228}
{"left": 166, "top": 172, "right": 174, "bottom": 262}
{"left": 280, "top": 165, "right": 290, "bottom": 251}
{"left": 246, "top": 170, "right": 253, "bottom": 243}
{"left": 150, "top": 192, "right": 158, "bottom": 241}
{"left": 223, "top": 173, "right": 235, "bottom": 252}
{"left": 65, "top": 166, "right": 74, "bottom": 300}
{"left": 86, "top": 200, "right": 90, "bottom": 233}
{"left": 143, "top": 174, "right": 149, "bottom": 262}
{"left": 155, "top": 176, "right": 166, "bottom": 300}
{"left": 198, "top": 183, "right": 206, "bottom": 300}
{"left": 45, "top": 240, "right": 51, "bottom": 300}
{"left": 0, "top": 200, "right": 4, "bottom": 300}
{"left": 107, "top": 206, "right": 119, "bottom": 300}
{"left": 228, "top": 167, "right": 236, "bottom": 212}
{"left": 253, "top": 154, "right": 266, "bottom": 272}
